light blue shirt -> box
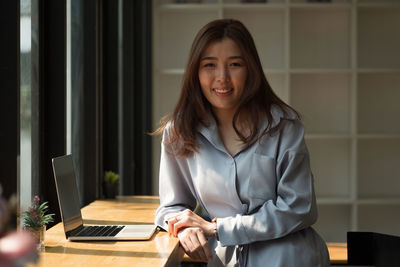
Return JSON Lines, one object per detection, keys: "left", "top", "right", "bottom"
{"left": 155, "top": 107, "right": 330, "bottom": 267}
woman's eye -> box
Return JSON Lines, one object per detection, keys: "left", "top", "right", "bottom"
{"left": 204, "top": 63, "right": 215, "bottom": 68}
{"left": 230, "top": 62, "right": 242, "bottom": 67}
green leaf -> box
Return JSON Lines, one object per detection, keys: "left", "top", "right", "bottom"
{"left": 104, "top": 171, "right": 119, "bottom": 184}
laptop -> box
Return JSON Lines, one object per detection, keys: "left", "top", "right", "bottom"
{"left": 51, "top": 154, "right": 157, "bottom": 241}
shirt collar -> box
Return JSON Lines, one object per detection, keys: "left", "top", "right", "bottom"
{"left": 268, "top": 104, "right": 297, "bottom": 129}
{"left": 197, "top": 105, "right": 297, "bottom": 152}
{"left": 197, "top": 112, "right": 227, "bottom": 153}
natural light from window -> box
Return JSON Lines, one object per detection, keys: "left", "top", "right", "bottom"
{"left": 20, "top": 0, "right": 32, "bottom": 219}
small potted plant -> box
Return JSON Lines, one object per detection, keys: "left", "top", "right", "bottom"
{"left": 104, "top": 171, "right": 119, "bottom": 199}
{"left": 22, "top": 196, "right": 54, "bottom": 250}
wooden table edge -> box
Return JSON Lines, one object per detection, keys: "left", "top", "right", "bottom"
{"left": 182, "top": 242, "right": 348, "bottom": 265}
{"left": 164, "top": 240, "right": 185, "bottom": 267}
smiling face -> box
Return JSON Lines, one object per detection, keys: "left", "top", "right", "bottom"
{"left": 198, "top": 38, "right": 248, "bottom": 118}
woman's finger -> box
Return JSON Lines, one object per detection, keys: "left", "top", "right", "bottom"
{"left": 188, "top": 230, "right": 205, "bottom": 261}
{"left": 173, "top": 216, "right": 203, "bottom": 237}
{"left": 167, "top": 216, "right": 178, "bottom": 236}
{"left": 182, "top": 232, "right": 200, "bottom": 260}
{"left": 173, "top": 219, "right": 190, "bottom": 237}
{"left": 197, "top": 231, "right": 212, "bottom": 261}
{"left": 168, "top": 219, "right": 173, "bottom": 236}
{"left": 189, "top": 232, "right": 208, "bottom": 262}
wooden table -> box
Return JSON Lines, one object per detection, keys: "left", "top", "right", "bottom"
{"left": 327, "top": 242, "right": 347, "bottom": 265}
{"left": 182, "top": 242, "right": 348, "bottom": 265}
{"left": 36, "top": 196, "right": 347, "bottom": 266}
{"left": 36, "top": 196, "right": 183, "bottom": 267}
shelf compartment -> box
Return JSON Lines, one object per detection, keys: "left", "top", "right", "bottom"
{"left": 223, "top": 8, "right": 286, "bottom": 69}
{"left": 158, "top": 4, "right": 219, "bottom": 11}
{"left": 317, "top": 198, "right": 353, "bottom": 205}
{"left": 159, "top": 69, "right": 185, "bottom": 75}
{"left": 290, "top": 4, "right": 352, "bottom": 9}
{"left": 306, "top": 139, "right": 351, "bottom": 198}
{"left": 314, "top": 204, "right": 351, "bottom": 242}
{"left": 357, "top": 198, "right": 400, "bottom": 205}
{"left": 290, "top": 68, "right": 352, "bottom": 74}
{"left": 357, "top": 134, "right": 400, "bottom": 139}
{"left": 290, "top": 7, "right": 351, "bottom": 69}
{"left": 265, "top": 73, "right": 287, "bottom": 103}
{"left": 358, "top": 69, "right": 400, "bottom": 73}
{"left": 358, "top": 204, "right": 400, "bottom": 237}
{"left": 157, "top": 9, "right": 219, "bottom": 70}
{"left": 222, "top": 3, "right": 286, "bottom": 10}
{"left": 153, "top": 74, "right": 183, "bottom": 126}
{"left": 305, "top": 134, "right": 352, "bottom": 139}
{"left": 290, "top": 73, "right": 351, "bottom": 134}
{"left": 156, "top": 0, "right": 218, "bottom": 5}
{"left": 223, "top": 0, "right": 285, "bottom": 4}
{"left": 358, "top": 0, "right": 400, "bottom": 5}
{"left": 357, "top": 73, "right": 400, "bottom": 134}
{"left": 357, "top": 139, "right": 400, "bottom": 198}
{"left": 357, "top": 6, "right": 400, "bottom": 69}
{"left": 291, "top": 0, "right": 351, "bottom": 3}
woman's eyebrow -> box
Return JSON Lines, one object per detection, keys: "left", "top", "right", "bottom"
{"left": 229, "top": 56, "right": 244, "bottom": 60}
{"left": 200, "top": 56, "right": 217, "bottom": 61}
{"left": 200, "top": 56, "right": 244, "bottom": 61}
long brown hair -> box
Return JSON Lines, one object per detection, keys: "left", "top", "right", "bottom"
{"left": 154, "top": 19, "right": 299, "bottom": 157}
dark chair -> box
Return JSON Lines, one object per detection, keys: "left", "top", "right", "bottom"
{"left": 347, "top": 232, "right": 400, "bottom": 267}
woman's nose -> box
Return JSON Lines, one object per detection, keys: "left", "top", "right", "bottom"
{"left": 217, "top": 66, "right": 230, "bottom": 82}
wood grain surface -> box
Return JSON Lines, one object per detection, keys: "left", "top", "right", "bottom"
{"left": 34, "top": 196, "right": 183, "bottom": 267}
{"left": 33, "top": 195, "right": 347, "bottom": 266}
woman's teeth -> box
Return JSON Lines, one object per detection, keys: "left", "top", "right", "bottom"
{"left": 214, "top": 88, "right": 232, "bottom": 93}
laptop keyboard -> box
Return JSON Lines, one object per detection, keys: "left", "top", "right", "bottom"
{"left": 76, "top": 225, "right": 124, "bottom": 237}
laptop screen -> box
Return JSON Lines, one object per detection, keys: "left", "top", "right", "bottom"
{"left": 52, "top": 155, "right": 83, "bottom": 234}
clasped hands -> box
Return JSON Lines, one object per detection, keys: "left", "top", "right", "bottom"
{"left": 167, "top": 209, "right": 216, "bottom": 262}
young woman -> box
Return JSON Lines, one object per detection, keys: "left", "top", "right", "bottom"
{"left": 154, "top": 19, "right": 329, "bottom": 267}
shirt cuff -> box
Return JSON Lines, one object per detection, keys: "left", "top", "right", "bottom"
{"left": 217, "top": 214, "right": 250, "bottom": 246}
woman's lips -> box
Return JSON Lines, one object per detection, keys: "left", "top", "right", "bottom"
{"left": 213, "top": 87, "right": 233, "bottom": 96}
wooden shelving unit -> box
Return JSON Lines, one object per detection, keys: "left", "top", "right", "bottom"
{"left": 152, "top": 0, "right": 400, "bottom": 242}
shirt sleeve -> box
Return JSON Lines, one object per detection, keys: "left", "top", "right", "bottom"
{"left": 217, "top": 119, "right": 318, "bottom": 246}
{"left": 154, "top": 125, "right": 197, "bottom": 231}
